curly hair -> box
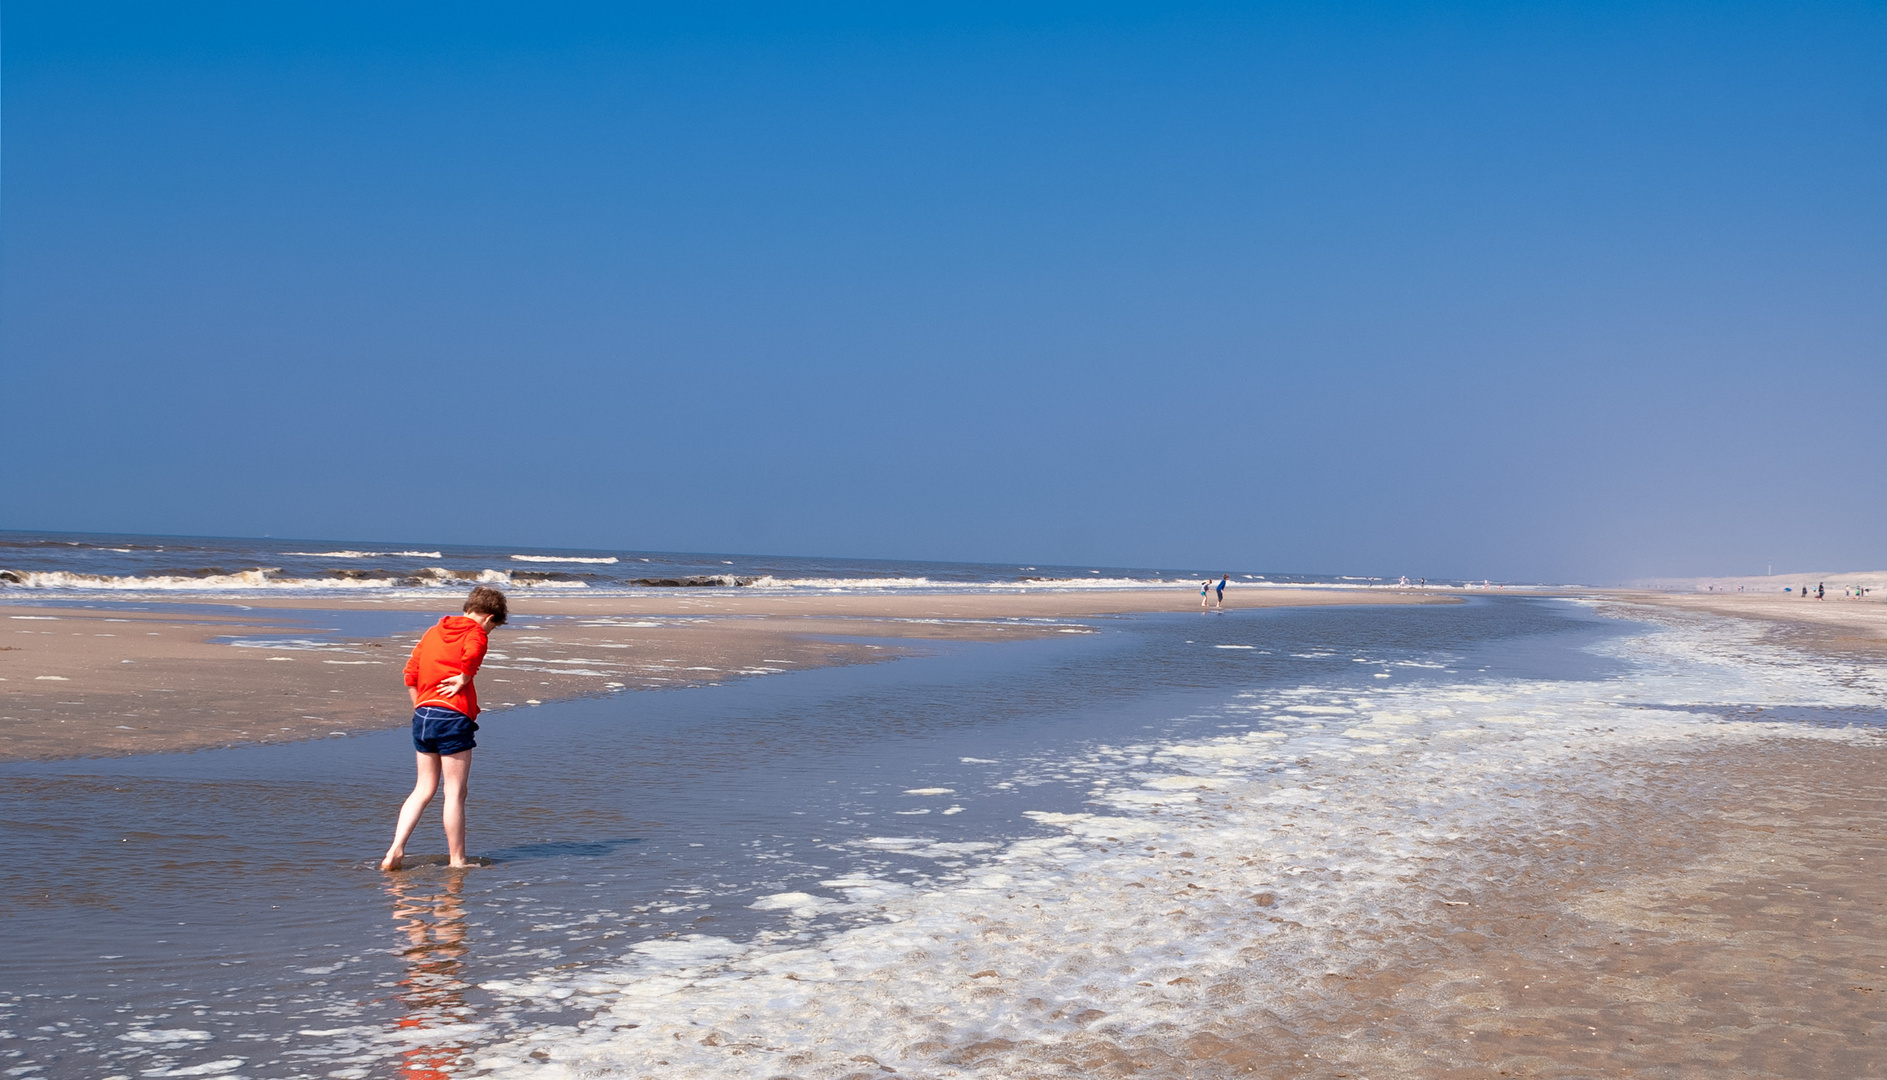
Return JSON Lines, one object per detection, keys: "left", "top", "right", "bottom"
{"left": 462, "top": 585, "right": 508, "bottom": 626}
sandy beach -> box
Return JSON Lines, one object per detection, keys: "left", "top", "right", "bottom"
{"left": 0, "top": 586, "right": 1454, "bottom": 761}
{"left": 837, "top": 735, "right": 1887, "bottom": 1077}
{"left": 4, "top": 584, "right": 1884, "bottom": 1078}
{"left": 444, "top": 589, "right": 1887, "bottom": 1078}
{"left": 1607, "top": 587, "right": 1887, "bottom": 660}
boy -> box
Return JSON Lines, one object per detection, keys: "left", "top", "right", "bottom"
{"left": 380, "top": 585, "right": 507, "bottom": 871}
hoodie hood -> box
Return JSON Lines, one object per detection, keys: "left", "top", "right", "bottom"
{"left": 436, "top": 615, "right": 486, "bottom": 643}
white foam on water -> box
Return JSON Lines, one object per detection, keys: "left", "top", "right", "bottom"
{"left": 510, "top": 555, "right": 621, "bottom": 564}
{"left": 448, "top": 602, "right": 1884, "bottom": 1078}
{"left": 739, "top": 575, "right": 1198, "bottom": 592}
{"left": 280, "top": 550, "right": 440, "bottom": 558}
{"left": 221, "top": 637, "right": 350, "bottom": 651}
{"left": 2, "top": 569, "right": 304, "bottom": 590}
{"left": 137, "top": 1058, "right": 246, "bottom": 1076}
{"left": 749, "top": 892, "right": 841, "bottom": 918}
{"left": 117, "top": 1029, "right": 215, "bottom": 1044}
{"left": 0, "top": 566, "right": 591, "bottom": 593}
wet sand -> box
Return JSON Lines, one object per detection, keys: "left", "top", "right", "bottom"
{"left": 958, "top": 737, "right": 1887, "bottom": 1078}
{"left": 1234, "top": 595, "right": 1887, "bottom": 1077}
{"left": 0, "top": 587, "right": 1452, "bottom": 761}
{"left": 1609, "top": 588, "right": 1887, "bottom": 660}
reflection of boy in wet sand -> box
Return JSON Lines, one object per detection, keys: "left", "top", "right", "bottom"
{"left": 388, "top": 873, "right": 472, "bottom": 1080}
{"left": 380, "top": 586, "right": 507, "bottom": 871}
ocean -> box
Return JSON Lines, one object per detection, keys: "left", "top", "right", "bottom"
{"left": 4, "top": 589, "right": 1882, "bottom": 1078}
{"left": 0, "top": 530, "right": 1449, "bottom": 596}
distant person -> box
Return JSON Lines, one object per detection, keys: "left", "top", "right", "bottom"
{"left": 1201, "top": 580, "right": 1211, "bottom": 609}
{"left": 1818, "top": 582, "right": 1825, "bottom": 601}
{"left": 1215, "top": 575, "right": 1228, "bottom": 608}
{"left": 381, "top": 586, "right": 508, "bottom": 872}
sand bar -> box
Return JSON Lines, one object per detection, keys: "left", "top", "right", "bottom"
{"left": 0, "top": 586, "right": 1454, "bottom": 761}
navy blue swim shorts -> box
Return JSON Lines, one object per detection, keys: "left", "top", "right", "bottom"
{"left": 412, "top": 706, "right": 478, "bottom": 755}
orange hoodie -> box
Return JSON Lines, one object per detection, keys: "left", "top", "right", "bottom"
{"left": 403, "top": 616, "right": 489, "bottom": 719}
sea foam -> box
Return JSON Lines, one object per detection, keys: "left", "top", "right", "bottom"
{"left": 280, "top": 550, "right": 441, "bottom": 558}
{"left": 0, "top": 567, "right": 588, "bottom": 592}
{"left": 511, "top": 554, "right": 621, "bottom": 564}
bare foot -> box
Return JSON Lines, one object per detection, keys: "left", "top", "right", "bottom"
{"left": 380, "top": 852, "right": 404, "bottom": 871}
{"left": 447, "top": 859, "right": 471, "bottom": 869}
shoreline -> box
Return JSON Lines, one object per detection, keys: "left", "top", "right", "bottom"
{"left": 7, "top": 582, "right": 1885, "bottom": 1074}
{"left": 1595, "top": 588, "right": 1887, "bottom": 660}
{"left": 461, "top": 594, "right": 1887, "bottom": 1077}
{"left": 0, "top": 586, "right": 1457, "bottom": 762}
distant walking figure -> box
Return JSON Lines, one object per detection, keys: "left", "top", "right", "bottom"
{"left": 381, "top": 586, "right": 508, "bottom": 872}
{"left": 1215, "top": 575, "right": 1228, "bottom": 609}
{"left": 1818, "top": 582, "right": 1825, "bottom": 601}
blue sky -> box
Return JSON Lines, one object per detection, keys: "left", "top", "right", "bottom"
{"left": 4, "top": 2, "right": 1882, "bottom": 582}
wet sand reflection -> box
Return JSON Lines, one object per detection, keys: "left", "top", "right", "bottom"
{"left": 388, "top": 871, "right": 472, "bottom": 1080}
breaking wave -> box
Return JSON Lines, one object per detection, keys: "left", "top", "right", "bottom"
{"left": 0, "top": 567, "right": 589, "bottom": 592}
{"left": 280, "top": 550, "right": 442, "bottom": 559}
{"left": 743, "top": 575, "right": 1188, "bottom": 591}
{"left": 511, "top": 555, "right": 621, "bottom": 564}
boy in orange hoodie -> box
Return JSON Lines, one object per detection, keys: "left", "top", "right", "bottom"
{"left": 380, "top": 585, "right": 507, "bottom": 871}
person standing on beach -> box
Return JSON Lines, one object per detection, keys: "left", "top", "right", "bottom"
{"left": 381, "top": 586, "right": 508, "bottom": 872}
{"left": 1215, "top": 575, "right": 1228, "bottom": 609}
{"left": 1201, "top": 580, "right": 1211, "bottom": 609}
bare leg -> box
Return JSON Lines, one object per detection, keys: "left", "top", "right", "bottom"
{"left": 381, "top": 752, "right": 442, "bottom": 871}
{"left": 440, "top": 750, "right": 473, "bottom": 868}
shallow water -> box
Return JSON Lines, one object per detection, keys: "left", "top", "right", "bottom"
{"left": 8, "top": 597, "right": 1874, "bottom": 1079}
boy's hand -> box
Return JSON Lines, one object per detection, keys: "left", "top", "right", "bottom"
{"left": 435, "top": 674, "right": 468, "bottom": 697}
